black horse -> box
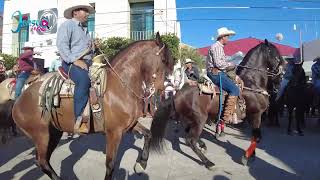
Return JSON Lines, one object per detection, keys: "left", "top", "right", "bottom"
{"left": 149, "top": 40, "right": 284, "bottom": 168}
{"left": 283, "top": 63, "right": 306, "bottom": 136}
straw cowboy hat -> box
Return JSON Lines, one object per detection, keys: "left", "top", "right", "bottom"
{"left": 64, "top": 0, "right": 95, "bottom": 19}
{"left": 185, "top": 58, "right": 194, "bottom": 64}
{"left": 216, "top": 27, "right": 236, "bottom": 40}
{"left": 22, "top": 42, "right": 34, "bottom": 50}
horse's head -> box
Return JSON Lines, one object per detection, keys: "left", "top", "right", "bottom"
{"left": 289, "top": 63, "right": 306, "bottom": 87}
{"left": 263, "top": 39, "right": 284, "bottom": 75}
{"left": 141, "top": 32, "right": 175, "bottom": 93}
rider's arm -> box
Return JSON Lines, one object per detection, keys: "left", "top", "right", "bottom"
{"left": 56, "top": 21, "right": 78, "bottom": 64}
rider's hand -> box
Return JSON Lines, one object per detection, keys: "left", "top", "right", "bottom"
{"left": 31, "top": 70, "right": 40, "bottom": 75}
{"left": 73, "top": 60, "right": 88, "bottom": 71}
{"left": 226, "top": 64, "right": 236, "bottom": 71}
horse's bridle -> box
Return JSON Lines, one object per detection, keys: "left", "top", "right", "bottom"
{"left": 96, "top": 43, "right": 166, "bottom": 100}
{"left": 237, "top": 57, "right": 283, "bottom": 77}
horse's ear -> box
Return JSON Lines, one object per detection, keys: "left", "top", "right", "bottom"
{"left": 264, "top": 39, "right": 269, "bottom": 46}
{"left": 155, "top": 32, "right": 162, "bottom": 46}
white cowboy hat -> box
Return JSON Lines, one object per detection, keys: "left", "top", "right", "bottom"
{"left": 63, "top": 0, "right": 95, "bottom": 19}
{"left": 215, "top": 27, "right": 236, "bottom": 40}
{"left": 0, "top": 57, "right": 4, "bottom": 62}
{"left": 22, "top": 42, "right": 34, "bottom": 50}
{"left": 185, "top": 58, "right": 194, "bottom": 64}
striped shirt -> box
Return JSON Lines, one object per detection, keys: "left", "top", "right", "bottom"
{"left": 56, "top": 18, "right": 94, "bottom": 64}
{"left": 206, "top": 41, "right": 232, "bottom": 70}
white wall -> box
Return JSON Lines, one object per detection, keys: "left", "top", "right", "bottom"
{"left": 2, "top": 0, "right": 180, "bottom": 66}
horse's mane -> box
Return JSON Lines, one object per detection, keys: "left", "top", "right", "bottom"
{"left": 237, "top": 41, "right": 280, "bottom": 74}
{"left": 108, "top": 40, "right": 155, "bottom": 65}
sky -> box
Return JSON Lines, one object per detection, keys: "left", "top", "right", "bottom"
{"left": 176, "top": 0, "right": 320, "bottom": 48}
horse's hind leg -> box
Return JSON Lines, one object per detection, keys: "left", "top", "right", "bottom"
{"left": 185, "top": 117, "right": 215, "bottom": 170}
{"left": 296, "top": 108, "right": 304, "bottom": 136}
{"left": 287, "top": 108, "right": 293, "bottom": 135}
{"left": 132, "top": 122, "right": 151, "bottom": 173}
{"left": 35, "top": 123, "right": 62, "bottom": 180}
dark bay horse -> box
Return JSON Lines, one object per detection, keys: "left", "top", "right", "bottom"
{"left": 149, "top": 40, "right": 284, "bottom": 169}
{"left": 12, "top": 33, "right": 174, "bottom": 180}
{"left": 283, "top": 63, "right": 306, "bottom": 135}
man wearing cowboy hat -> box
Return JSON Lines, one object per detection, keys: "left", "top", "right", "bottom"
{"left": 312, "top": 57, "right": 320, "bottom": 94}
{"left": 56, "top": 1, "right": 95, "bottom": 133}
{"left": 184, "top": 58, "right": 199, "bottom": 85}
{"left": 206, "top": 27, "right": 239, "bottom": 123}
{"left": 0, "top": 57, "right": 6, "bottom": 73}
{"left": 275, "top": 57, "right": 303, "bottom": 101}
{"left": 15, "top": 42, "right": 39, "bottom": 99}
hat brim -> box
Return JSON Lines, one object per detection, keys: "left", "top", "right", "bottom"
{"left": 216, "top": 31, "right": 236, "bottom": 40}
{"left": 185, "top": 61, "right": 194, "bottom": 64}
{"left": 64, "top": 5, "right": 95, "bottom": 19}
{"left": 22, "top": 47, "right": 34, "bottom": 50}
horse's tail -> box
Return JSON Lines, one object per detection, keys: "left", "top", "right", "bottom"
{"left": 150, "top": 96, "right": 174, "bottom": 153}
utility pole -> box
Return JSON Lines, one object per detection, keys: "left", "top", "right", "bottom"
{"left": 294, "top": 24, "right": 303, "bottom": 62}
{"left": 166, "top": 0, "right": 168, "bottom": 34}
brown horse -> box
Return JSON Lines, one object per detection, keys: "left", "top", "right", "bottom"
{"left": 12, "top": 33, "right": 174, "bottom": 180}
{"left": 149, "top": 40, "right": 284, "bottom": 169}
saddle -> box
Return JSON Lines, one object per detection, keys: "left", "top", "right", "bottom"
{"left": 39, "top": 58, "right": 107, "bottom": 132}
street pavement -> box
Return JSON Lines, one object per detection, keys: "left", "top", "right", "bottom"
{"left": 0, "top": 116, "right": 320, "bottom": 180}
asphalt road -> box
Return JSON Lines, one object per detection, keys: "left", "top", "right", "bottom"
{"left": 0, "top": 116, "right": 319, "bottom": 180}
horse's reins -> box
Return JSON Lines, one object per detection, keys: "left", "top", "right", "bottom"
{"left": 95, "top": 44, "right": 165, "bottom": 100}
{"left": 236, "top": 62, "right": 283, "bottom": 96}
{"left": 236, "top": 64, "right": 282, "bottom": 77}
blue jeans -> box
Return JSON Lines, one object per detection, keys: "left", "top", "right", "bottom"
{"left": 63, "top": 62, "right": 91, "bottom": 118}
{"left": 207, "top": 71, "right": 240, "bottom": 96}
{"left": 276, "top": 78, "right": 289, "bottom": 101}
{"left": 15, "top": 71, "right": 31, "bottom": 99}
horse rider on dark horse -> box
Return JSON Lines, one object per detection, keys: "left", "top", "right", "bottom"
{"left": 0, "top": 56, "right": 6, "bottom": 83}
{"left": 57, "top": 1, "right": 95, "bottom": 133}
{"left": 206, "top": 27, "right": 240, "bottom": 127}
{"left": 275, "top": 57, "right": 303, "bottom": 102}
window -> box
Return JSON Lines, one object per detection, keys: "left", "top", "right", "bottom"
{"left": 87, "top": 3, "right": 95, "bottom": 38}
{"left": 87, "top": 14, "right": 95, "bottom": 38}
{"left": 130, "top": 2, "right": 154, "bottom": 40}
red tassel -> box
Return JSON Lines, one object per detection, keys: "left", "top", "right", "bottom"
{"left": 221, "top": 121, "right": 225, "bottom": 132}
{"left": 245, "top": 139, "right": 257, "bottom": 158}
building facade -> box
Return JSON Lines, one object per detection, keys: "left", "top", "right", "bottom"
{"left": 2, "top": 0, "right": 180, "bottom": 68}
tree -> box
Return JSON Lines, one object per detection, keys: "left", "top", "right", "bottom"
{"left": 96, "top": 37, "right": 132, "bottom": 59}
{"left": 0, "top": 53, "right": 18, "bottom": 70}
{"left": 180, "top": 46, "right": 205, "bottom": 69}
{"left": 160, "top": 33, "right": 180, "bottom": 62}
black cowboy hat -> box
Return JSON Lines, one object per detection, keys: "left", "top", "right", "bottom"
{"left": 313, "top": 56, "right": 320, "bottom": 62}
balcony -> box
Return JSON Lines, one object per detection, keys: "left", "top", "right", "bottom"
{"left": 130, "top": 30, "right": 154, "bottom": 41}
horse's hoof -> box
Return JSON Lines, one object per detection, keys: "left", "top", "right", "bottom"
{"left": 205, "top": 161, "right": 216, "bottom": 171}
{"left": 134, "top": 162, "right": 146, "bottom": 174}
{"left": 298, "top": 131, "right": 304, "bottom": 136}
{"left": 219, "top": 131, "right": 226, "bottom": 137}
{"left": 200, "top": 147, "right": 207, "bottom": 154}
{"left": 241, "top": 155, "right": 249, "bottom": 166}
{"left": 215, "top": 133, "right": 220, "bottom": 140}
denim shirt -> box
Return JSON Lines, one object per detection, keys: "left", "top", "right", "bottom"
{"left": 283, "top": 63, "right": 294, "bottom": 79}
{"left": 56, "top": 18, "right": 94, "bottom": 64}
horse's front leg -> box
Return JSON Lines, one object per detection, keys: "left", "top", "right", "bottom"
{"left": 132, "top": 122, "right": 151, "bottom": 174}
{"left": 105, "top": 129, "right": 123, "bottom": 180}
{"left": 242, "top": 112, "right": 262, "bottom": 166}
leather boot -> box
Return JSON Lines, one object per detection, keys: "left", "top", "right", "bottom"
{"left": 222, "top": 96, "right": 238, "bottom": 124}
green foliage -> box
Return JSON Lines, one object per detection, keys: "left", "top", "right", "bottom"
{"left": 96, "top": 37, "right": 132, "bottom": 59}
{"left": 180, "top": 46, "right": 205, "bottom": 69}
{"left": 0, "top": 53, "right": 18, "bottom": 69}
{"left": 160, "top": 33, "right": 180, "bottom": 62}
